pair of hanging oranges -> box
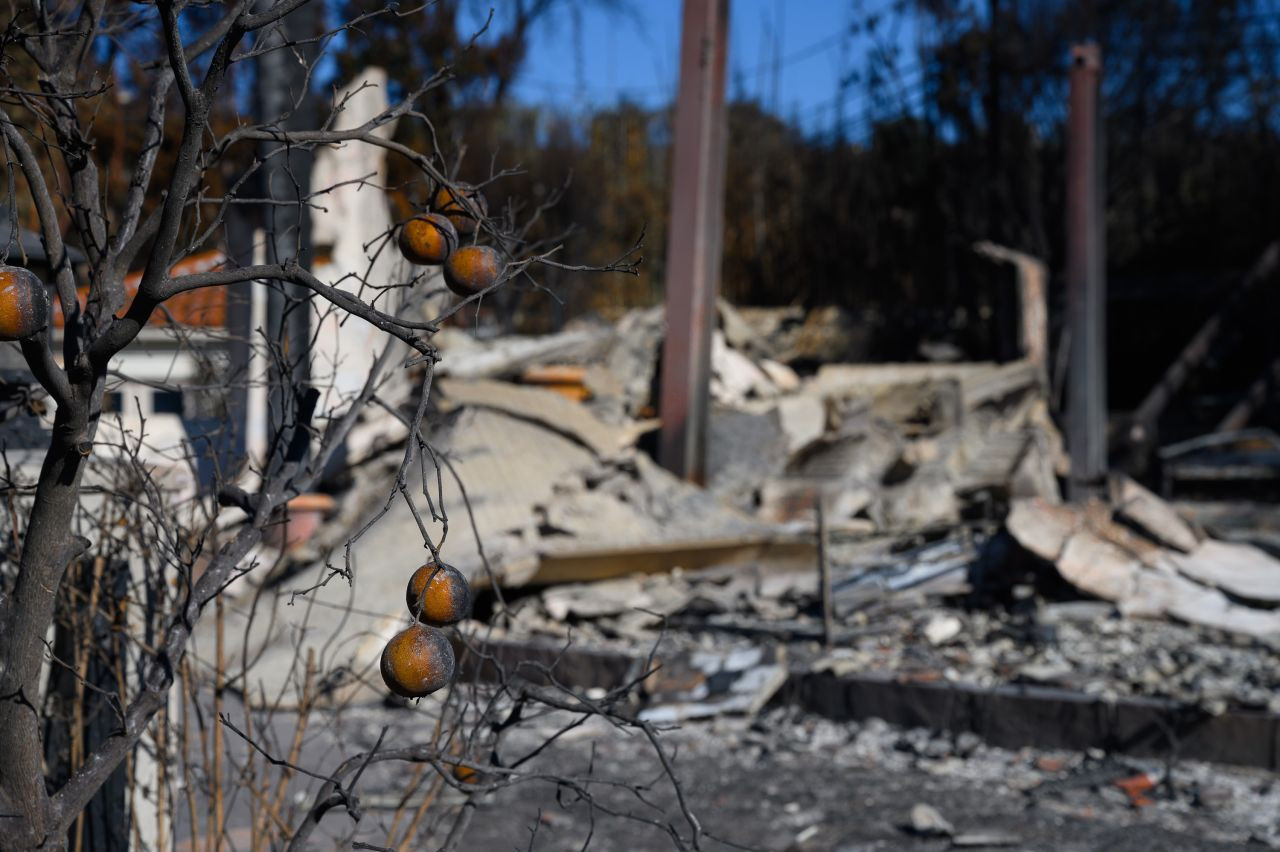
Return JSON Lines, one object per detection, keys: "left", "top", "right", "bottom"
{"left": 380, "top": 561, "right": 472, "bottom": 698}
{"left": 398, "top": 182, "right": 504, "bottom": 299}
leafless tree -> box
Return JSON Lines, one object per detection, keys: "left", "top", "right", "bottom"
{"left": 0, "top": 3, "right": 714, "bottom": 851}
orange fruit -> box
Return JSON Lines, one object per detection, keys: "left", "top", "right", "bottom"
{"left": 451, "top": 762, "right": 481, "bottom": 784}
{"left": 405, "top": 562, "right": 472, "bottom": 626}
{"left": 442, "top": 245, "right": 504, "bottom": 298}
{"left": 432, "top": 182, "right": 488, "bottom": 235}
{"left": 380, "top": 623, "right": 456, "bottom": 698}
{"left": 0, "top": 265, "right": 49, "bottom": 341}
{"left": 398, "top": 213, "right": 458, "bottom": 265}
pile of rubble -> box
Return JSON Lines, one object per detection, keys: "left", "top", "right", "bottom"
{"left": 487, "top": 525, "right": 1280, "bottom": 716}
{"left": 211, "top": 300, "right": 1280, "bottom": 740}
{"left": 423, "top": 300, "right": 1061, "bottom": 579}
{"left": 416, "top": 302, "right": 1280, "bottom": 718}
{"left": 1008, "top": 482, "right": 1280, "bottom": 639}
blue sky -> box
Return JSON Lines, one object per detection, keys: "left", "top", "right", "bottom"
{"left": 465, "top": 0, "right": 923, "bottom": 137}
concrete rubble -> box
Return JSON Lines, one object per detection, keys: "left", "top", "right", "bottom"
{"left": 204, "top": 301, "right": 1280, "bottom": 778}
{"left": 431, "top": 302, "right": 1063, "bottom": 536}
{"left": 1007, "top": 491, "right": 1280, "bottom": 640}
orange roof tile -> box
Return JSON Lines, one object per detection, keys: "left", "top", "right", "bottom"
{"left": 53, "top": 250, "right": 229, "bottom": 329}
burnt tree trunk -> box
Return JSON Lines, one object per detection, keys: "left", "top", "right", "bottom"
{"left": 0, "top": 403, "right": 93, "bottom": 850}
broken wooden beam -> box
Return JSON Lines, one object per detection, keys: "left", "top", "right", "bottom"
{"left": 485, "top": 535, "right": 817, "bottom": 589}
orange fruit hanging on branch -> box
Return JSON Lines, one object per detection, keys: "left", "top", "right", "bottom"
{"left": 0, "top": 265, "right": 49, "bottom": 341}
{"left": 449, "top": 761, "right": 482, "bottom": 785}
{"left": 442, "top": 245, "right": 504, "bottom": 298}
{"left": 398, "top": 213, "right": 458, "bottom": 266}
{"left": 380, "top": 623, "right": 456, "bottom": 698}
{"left": 432, "top": 182, "right": 488, "bottom": 236}
{"left": 405, "top": 562, "right": 472, "bottom": 626}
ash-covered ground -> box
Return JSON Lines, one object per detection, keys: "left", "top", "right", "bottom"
{"left": 300, "top": 702, "right": 1279, "bottom": 851}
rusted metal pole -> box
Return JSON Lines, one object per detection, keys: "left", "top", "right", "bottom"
{"left": 1066, "top": 44, "right": 1106, "bottom": 500}
{"left": 658, "top": 0, "right": 730, "bottom": 483}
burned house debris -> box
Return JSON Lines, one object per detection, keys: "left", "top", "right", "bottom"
{"left": 209, "top": 275, "right": 1280, "bottom": 776}
{"left": 3, "top": 0, "right": 1278, "bottom": 846}
{"left": 179, "top": 266, "right": 1280, "bottom": 849}
{"left": 165, "top": 44, "right": 1280, "bottom": 845}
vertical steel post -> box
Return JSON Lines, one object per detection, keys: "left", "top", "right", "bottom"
{"left": 658, "top": 0, "right": 730, "bottom": 483}
{"left": 1066, "top": 43, "right": 1106, "bottom": 500}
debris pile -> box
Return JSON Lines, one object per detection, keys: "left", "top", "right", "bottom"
{"left": 209, "top": 300, "right": 1280, "bottom": 753}
{"left": 1007, "top": 477, "right": 1280, "bottom": 641}
{"left": 428, "top": 300, "right": 1063, "bottom": 570}
{"left": 488, "top": 525, "right": 1279, "bottom": 714}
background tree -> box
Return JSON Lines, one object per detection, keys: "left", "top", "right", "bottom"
{"left": 0, "top": 3, "right": 694, "bottom": 850}
{"left": 476, "top": 0, "right": 1280, "bottom": 430}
